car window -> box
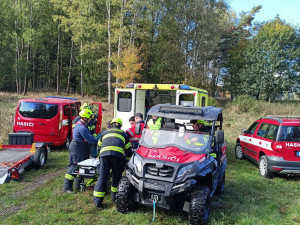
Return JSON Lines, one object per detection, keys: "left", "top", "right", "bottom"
{"left": 19, "top": 101, "right": 58, "bottom": 119}
{"left": 257, "top": 123, "right": 269, "bottom": 137}
{"left": 70, "top": 103, "right": 78, "bottom": 116}
{"left": 279, "top": 126, "right": 300, "bottom": 142}
{"left": 117, "top": 92, "right": 132, "bottom": 112}
{"left": 246, "top": 122, "right": 259, "bottom": 134}
{"left": 264, "top": 124, "right": 279, "bottom": 140}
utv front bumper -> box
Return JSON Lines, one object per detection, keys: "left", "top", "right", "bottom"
{"left": 126, "top": 169, "right": 197, "bottom": 209}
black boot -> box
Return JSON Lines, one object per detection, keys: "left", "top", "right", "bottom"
{"left": 93, "top": 196, "right": 104, "bottom": 208}
{"left": 110, "top": 192, "right": 116, "bottom": 202}
{"left": 63, "top": 178, "right": 74, "bottom": 193}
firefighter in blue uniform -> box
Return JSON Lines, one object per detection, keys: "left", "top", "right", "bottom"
{"left": 93, "top": 117, "right": 132, "bottom": 208}
{"left": 63, "top": 108, "right": 98, "bottom": 193}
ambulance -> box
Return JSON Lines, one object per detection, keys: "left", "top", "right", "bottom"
{"left": 114, "top": 83, "right": 208, "bottom": 130}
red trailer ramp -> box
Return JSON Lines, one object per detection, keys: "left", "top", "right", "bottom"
{"left": 0, "top": 143, "right": 48, "bottom": 184}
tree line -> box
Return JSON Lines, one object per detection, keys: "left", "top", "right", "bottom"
{"left": 0, "top": 0, "right": 299, "bottom": 102}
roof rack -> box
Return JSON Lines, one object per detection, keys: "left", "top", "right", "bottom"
{"left": 266, "top": 115, "right": 300, "bottom": 119}
{"left": 46, "top": 96, "right": 78, "bottom": 100}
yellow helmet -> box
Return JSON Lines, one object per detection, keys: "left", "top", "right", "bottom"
{"left": 79, "top": 108, "right": 93, "bottom": 119}
{"left": 110, "top": 117, "right": 123, "bottom": 127}
{"left": 80, "top": 103, "right": 90, "bottom": 110}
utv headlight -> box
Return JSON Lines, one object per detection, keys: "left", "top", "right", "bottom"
{"left": 133, "top": 155, "right": 142, "bottom": 173}
{"left": 177, "top": 164, "right": 194, "bottom": 178}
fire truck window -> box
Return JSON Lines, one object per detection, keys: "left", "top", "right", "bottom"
{"left": 246, "top": 122, "right": 259, "bottom": 135}
{"left": 70, "top": 103, "right": 78, "bottom": 116}
{"left": 179, "top": 94, "right": 194, "bottom": 106}
{"left": 19, "top": 102, "right": 58, "bottom": 119}
{"left": 257, "top": 123, "right": 269, "bottom": 137}
{"left": 118, "top": 92, "right": 132, "bottom": 112}
{"left": 64, "top": 105, "right": 71, "bottom": 116}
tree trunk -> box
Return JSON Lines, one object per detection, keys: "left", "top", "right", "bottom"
{"left": 23, "top": 47, "right": 29, "bottom": 96}
{"left": 56, "top": 21, "right": 61, "bottom": 95}
{"left": 67, "top": 40, "right": 74, "bottom": 94}
{"left": 106, "top": 0, "right": 112, "bottom": 104}
{"left": 80, "top": 41, "right": 84, "bottom": 97}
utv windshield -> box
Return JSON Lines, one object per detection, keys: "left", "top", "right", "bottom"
{"left": 19, "top": 101, "right": 58, "bottom": 119}
{"left": 140, "top": 128, "right": 211, "bottom": 154}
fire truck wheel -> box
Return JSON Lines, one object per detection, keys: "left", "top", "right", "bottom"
{"left": 33, "top": 147, "right": 47, "bottom": 170}
{"left": 116, "top": 176, "right": 135, "bottom": 213}
{"left": 189, "top": 185, "right": 210, "bottom": 225}
{"left": 215, "top": 172, "right": 225, "bottom": 195}
{"left": 259, "top": 155, "right": 273, "bottom": 179}
{"left": 235, "top": 143, "right": 245, "bottom": 160}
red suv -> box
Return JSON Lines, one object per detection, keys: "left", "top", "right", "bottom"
{"left": 235, "top": 115, "right": 300, "bottom": 178}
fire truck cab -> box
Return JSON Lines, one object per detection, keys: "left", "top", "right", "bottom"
{"left": 114, "top": 83, "right": 208, "bottom": 130}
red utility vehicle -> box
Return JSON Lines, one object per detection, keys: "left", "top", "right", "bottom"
{"left": 235, "top": 115, "right": 300, "bottom": 178}
{"left": 115, "top": 104, "right": 227, "bottom": 225}
{"left": 13, "top": 96, "right": 102, "bottom": 148}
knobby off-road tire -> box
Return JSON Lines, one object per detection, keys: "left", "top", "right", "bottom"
{"left": 215, "top": 172, "right": 225, "bottom": 195}
{"left": 259, "top": 155, "right": 273, "bottom": 179}
{"left": 189, "top": 185, "right": 211, "bottom": 225}
{"left": 116, "top": 176, "right": 135, "bottom": 213}
{"left": 33, "top": 147, "right": 47, "bottom": 170}
{"left": 235, "top": 143, "right": 245, "bottom": 160}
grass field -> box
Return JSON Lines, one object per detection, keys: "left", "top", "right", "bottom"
{"left": 0, "top": 93, "right": 300, "bottom": 224}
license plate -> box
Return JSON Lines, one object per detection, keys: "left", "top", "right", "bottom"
{"left": 144, "top": 182, "right": 166, "bottom": 191}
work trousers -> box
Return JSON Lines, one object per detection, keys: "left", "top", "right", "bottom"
{"left": 93, "top": 155, "right": 125, "bottom": 204}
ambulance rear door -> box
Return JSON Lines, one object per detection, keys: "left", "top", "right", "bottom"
{"left": 114, "top": 88, "right": 136, "bottom": 130}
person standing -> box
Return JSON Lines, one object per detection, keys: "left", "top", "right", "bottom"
{"left": 126, "top": 113, "right": 145, "bottom": 150}
{"left": 63, "top": 108, "right": 98, "bottom": 193}
{"left": 93, "top": 118, "right": 132, "bottom": 208}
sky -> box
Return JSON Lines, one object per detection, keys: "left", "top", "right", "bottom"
{"left": 228, "top": 0, "right": 300, "bottom": 26}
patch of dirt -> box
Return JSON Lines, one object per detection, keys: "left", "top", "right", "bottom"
{"left": 0, "top": 168, "right": 64, "bottom": 217}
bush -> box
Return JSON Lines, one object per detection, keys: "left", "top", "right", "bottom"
{"left": 232, "top": 95, "right": 260, "bottom": 113}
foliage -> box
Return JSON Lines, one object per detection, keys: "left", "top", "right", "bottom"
{"left": 111, "top": 46, "right": 142, "bottom": 87}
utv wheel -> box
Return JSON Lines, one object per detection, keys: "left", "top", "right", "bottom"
{"left": 259, "top": 155, "right": 273, "bottom": 179}
{"left": 189, "top": 185, "right": 210, "bottom": 225}
{"left": 215, "top": 172, "right": 225, "bottom": 195}
{"left": 33, "top": 147, "right": 47, "bottom": 170}
{"left": 235, "top": 143, "right": 245, "bottom": 160}
{"left": 116, "top": 176, "right": 135, "bottom": 213}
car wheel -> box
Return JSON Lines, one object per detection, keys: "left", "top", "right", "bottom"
{"left": 259, "top": 155, "right": 273, "bottom": 178}
{"left": 235, "top": 143, "right": 245, "bottom": 160}
{"left": 189, "top": 185, "right": 210, "bottom": 225}
{"left": 215, "top": 172, "right": 225, "bottom": 195}
{"left": 116, "top": 176, "right": 136, "bottom": 213}
{"left": 33, "top": 147, "right": 47, "bottom": 170}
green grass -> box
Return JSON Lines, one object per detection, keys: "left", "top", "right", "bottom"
{"left": 0, "top": 93, "right": 300, "bottom": 224}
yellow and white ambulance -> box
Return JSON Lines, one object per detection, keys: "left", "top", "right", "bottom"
{"left": 114, "top": 83, "right": 208, "bottom": 130}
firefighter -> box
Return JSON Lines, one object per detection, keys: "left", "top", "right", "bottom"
{"left": 63, "top": 108, "right": 98, "bottom": 193}
{"left": 72, "top": 103, "right": 90, "bottom": 128}
{"left": 93, "top": 118, "right": 132, "bottom": 208}
{"left": 126, "top": 113, "right": 145, "bottom": 150}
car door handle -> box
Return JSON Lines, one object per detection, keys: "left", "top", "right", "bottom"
{"left": 39, "top": 123, "right": 46, "bottom": 125}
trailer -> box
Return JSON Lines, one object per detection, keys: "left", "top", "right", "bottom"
{"left": 0, "top": 141, "right": 49, "bottom": 184}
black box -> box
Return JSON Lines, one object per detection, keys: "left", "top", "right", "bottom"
{"left": 9, "top": 132, "right": 34, "bottom": 145}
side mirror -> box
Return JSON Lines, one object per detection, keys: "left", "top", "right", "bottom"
{"left": 241, "top": 129, "right": 247, "bottom": 134}
{"left": 135, "top": 123, "right": 141, "bottom": 135}
{"left": 215, "top": 130, "right": 224, "bottom": 143}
